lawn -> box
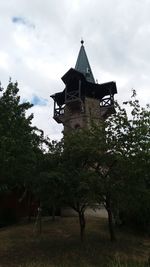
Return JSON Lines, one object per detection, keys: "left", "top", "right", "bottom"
{"left": 0, "top": 217, "right": 149, "bottom": 267}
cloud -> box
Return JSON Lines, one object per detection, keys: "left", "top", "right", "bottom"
{"left": 0, "top": 0, "right": 150, "bottom": 140}
{"left": 0, "top": 51, "right": 10, "bottom": 70}
{"left": 30, "top": 104, "right": 63, "bottom": 140}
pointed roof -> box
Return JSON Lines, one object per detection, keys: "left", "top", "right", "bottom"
{"left": 75, "top": 40, "right": 95, "bottom": 83}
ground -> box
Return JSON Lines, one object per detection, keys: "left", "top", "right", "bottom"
{"left": 0, "top": 217, "right": 149, "bottom": 267}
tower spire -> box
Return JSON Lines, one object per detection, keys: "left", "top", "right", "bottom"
{"left": 75, "top": 41, "right": 95, "bottom": 83}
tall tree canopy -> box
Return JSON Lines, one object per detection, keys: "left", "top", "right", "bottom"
{"left": 1, "top": 82, "right": 149, "bottom": 239}
{"left": 0, "top": 81, "right": 43, "bottom": 191}
{"left": 59, "top": 91, "right": 150, "bottom": 240}
{"left": 106, "top": 91, "right": 150, "bottom": 230}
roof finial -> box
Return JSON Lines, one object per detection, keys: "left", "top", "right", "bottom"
{"left": 81, "top": 39, "right": 84, "bottom": 45}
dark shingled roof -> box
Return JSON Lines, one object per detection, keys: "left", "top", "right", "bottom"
{"left": 51, "top": 68, "right": 117, "bottom": 106}
{"left": 75, "top": 41, "right": 95, "bottom": 83}
{"left": 50, "top": 41, "right": 117, "bottom": 106}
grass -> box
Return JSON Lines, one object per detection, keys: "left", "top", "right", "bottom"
{"left": 0, "top": 217, "right": 149, "bottom": 267}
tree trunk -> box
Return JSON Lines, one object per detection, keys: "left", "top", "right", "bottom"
{"left": 28, "top": 193, "right": 32, "bottom": 223}
{"left": 52, "top": 203, "right": 55, "bottom": 221}
{"left": 38, "top": 205, "right": 42, "bottom": 234}
{"left": 78, "top": 211, "right": 86, "bottom": 242}
{"left": 39, "top": 211, "right": 42, "bottom": 234}
{"left": 106, "top": 197, "right": 116, "bottom": 242}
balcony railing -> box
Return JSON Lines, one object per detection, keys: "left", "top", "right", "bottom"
{"left": 53, "top": 105, "right": 64, "bottom": 123}
{"left": 65, "top": 80, "right": 82, "bottom": 103}
{"left": 100, "top": 96, "right": 114, "bottom": 108}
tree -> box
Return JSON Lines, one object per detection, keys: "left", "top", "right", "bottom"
{"left": 99, "top": 90, "right": 150, "bottom": 234}
{"left": 0, "top": 81, "right": 43, "bottom": 211}
{"left": 60, "top": 91, "right": 150, "bottom": 241}
{"left": 61, "top": 131, "right": 95, "bottom": 241}
{"left": 34, "top": 139, "right": 63, "bottom": 221}
{"left": 107, "top": 91, "right": 150, "bottom": 231}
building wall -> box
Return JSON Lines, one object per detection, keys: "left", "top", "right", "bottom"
{"left": 63, "top": 97, "right": 102, "bottom": 132}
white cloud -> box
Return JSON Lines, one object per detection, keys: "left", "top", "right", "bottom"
{"left": 0, "top": 0, "right": 150, "bottom": 140}
{"left": 0, "top": 51, "right": 10, "bottom": 70}
{"left": 13, "top": 30, "right": 31, "bottom": 51}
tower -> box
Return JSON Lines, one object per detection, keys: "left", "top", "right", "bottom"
{"left": 51, "top": 41, "right": 117, "bottom": 132}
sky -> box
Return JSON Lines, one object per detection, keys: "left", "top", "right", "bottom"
{"left": 0, "top": 0, "right": 150, "bottom": 140}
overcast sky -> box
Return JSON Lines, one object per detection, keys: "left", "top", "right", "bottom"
{"left": 0, "top": 0, "right": 150, "bottom": 140}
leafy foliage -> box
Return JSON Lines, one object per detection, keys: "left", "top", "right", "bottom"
{"left": 34, "top": 139, "right": 63, "bottom": 218}
{"left": 59, "top": 90, "right": 150, "bottom": 239}
{"left": 0, "top": 80, "right": 43, "bottom": 190}
{"left": 0, "top": 81, "right": 149, "bottom": 239}
{"left": 105, "top": 90, "right": 150, "bottom": 231}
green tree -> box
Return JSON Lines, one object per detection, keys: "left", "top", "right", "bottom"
{"left": 60, "top": 91, "right": 150, "bottom": 241}
{"left": 61, "top": 131, "right": 95, "bottom": 241}
{"left": 34, "top": 139, "right": 63, "bottom": 221}
{"left": 100, "top": 90, "right": 150, "bottom": 234}
{"left": 107, "top": 91, "right": 150, "bottom": 231}
{"left": 0, "top": 80, "right": 43, "bottom": 193}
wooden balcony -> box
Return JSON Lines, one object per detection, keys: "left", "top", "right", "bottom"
{"left": 100, "top": 96, "right": 115, "bottom": 118}
{"left": 100, "top": 95, "right": 114, "bottom": 108}
{"left": 53, "top": 105, "right": 65, "bottom": 123}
